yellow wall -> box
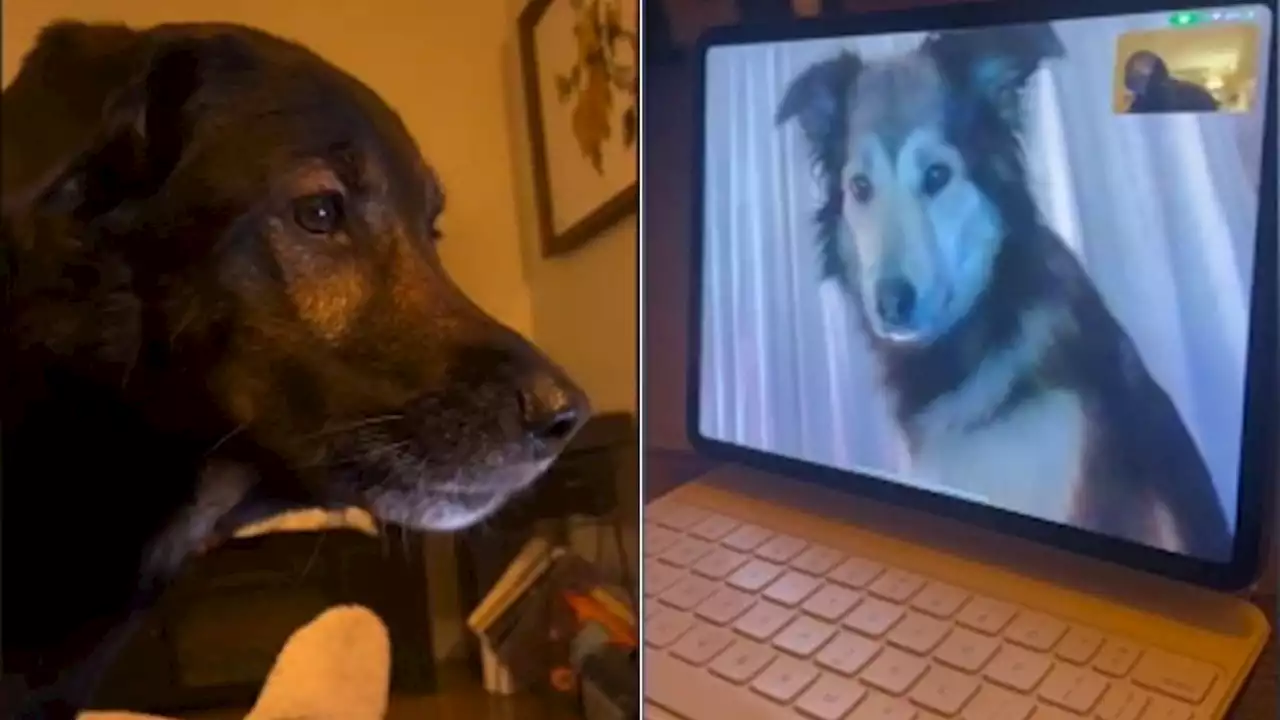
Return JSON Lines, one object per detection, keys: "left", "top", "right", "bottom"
{"left": 501, "top": 0, "right": 638, "bottom": 414}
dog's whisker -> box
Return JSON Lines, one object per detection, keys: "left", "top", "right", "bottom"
{"left": 168, "top": 304, "right": 200, "bottom": 346}
{"left": 294, "top": 532, "right": 326, "bottom": 586}
{"left": 119, "top": 352, "right": 138, "bottom": 390}
{"left": 304, "top": 414, "right": 405, "bottom": 440}
{"left": 205, "top": 424, "right": 247, "bottom": 457}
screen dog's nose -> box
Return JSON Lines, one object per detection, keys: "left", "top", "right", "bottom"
{"left": 876, "top": 277, "right": 917, "bottom": 326}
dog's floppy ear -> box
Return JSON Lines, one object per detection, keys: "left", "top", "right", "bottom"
{"left": 776, "top": 52, "right": 862, "bottom": 281}
{"left": 775, "top": 51, "right": 863, "bottom": 150}
{"left": 2, "top": 21, "right": 241, "bottom": 230}
{"left": 921, "top": 24, "right": 1064, "bottom": 133}
{"left": 1, "top": 22, "right": 254, "bottom": 374}
{"left": 2, "top": 22, "right": 145, "bottom": 217}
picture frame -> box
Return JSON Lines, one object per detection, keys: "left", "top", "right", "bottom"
{"left": 518, "top": 0, "right": 639, "bottom": 257}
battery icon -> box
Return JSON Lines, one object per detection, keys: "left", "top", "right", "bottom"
{"left": 1170, "top": 11, "right": 1202, "bottom": 25}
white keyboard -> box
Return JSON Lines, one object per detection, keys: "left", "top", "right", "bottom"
{"left": 643, "top": 500, "right": 1224, "bottom": 720}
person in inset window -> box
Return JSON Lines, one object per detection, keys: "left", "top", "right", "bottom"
{"left": 1123, "top": 50, "right": 1220, "bottom": 113}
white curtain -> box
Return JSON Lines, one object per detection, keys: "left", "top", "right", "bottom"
{"left": 697, "top": 18, "right": 1272, "bottom": 528}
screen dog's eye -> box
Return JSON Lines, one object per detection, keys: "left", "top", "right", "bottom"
{"left": 850, "top": 174, "right": 874, "bottom": 203}
{"left": 293, "top": 192, "right": 345, "bottom": 235}
{"left": 921, "top": 163, "right": 953, "bottom": 197}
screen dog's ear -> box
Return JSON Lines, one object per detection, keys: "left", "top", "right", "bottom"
{"left": 776, "top": 52, "right": 862, "bottom": 281}
{"left": 1, "top": 21, "right": 247, "bottom": 229}
{"left": 775, "top": 51, "right": 863, "bottom": 150}
{"left": 922, "top": 24, "right": 1064, "bottom": 133}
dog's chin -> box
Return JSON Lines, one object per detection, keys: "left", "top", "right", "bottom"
{"left": 365, "top": 458, "right": 554, "bottom": 532}
{"left": 869, "top": 316, "right": 944, "bottom": 348}
{"left": 397, "top": 491, "right": 509, "bottom": 532}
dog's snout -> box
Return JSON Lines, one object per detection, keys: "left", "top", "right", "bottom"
{"left": 516, "top": 371, "right": 588, "bottom": 443}
{"left": 876, "top": 277, "right": 917, "bottom": 327}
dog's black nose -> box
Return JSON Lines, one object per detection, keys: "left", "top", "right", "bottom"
{"left": 516, "top": 372, "right": 587, "bottom": 443}
{"left": 876, "top": 277, "right": 917, "bottom": 326}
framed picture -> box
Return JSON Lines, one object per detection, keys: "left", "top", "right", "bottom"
{"left": 518, "top": 0, "right": 638, "bottom": 257}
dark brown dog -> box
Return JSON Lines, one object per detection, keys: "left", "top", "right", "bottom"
{"left": 1, "top": 21, "right": 589, "bottom": 716}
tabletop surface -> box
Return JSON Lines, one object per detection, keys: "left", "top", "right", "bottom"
{"left": 645, "top": 448, "right": 1276, "bottom": 720}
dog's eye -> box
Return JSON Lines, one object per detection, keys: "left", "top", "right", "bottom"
{"left": 849, "top": 174, "right": 874, "bottom": 204}
{"left": 921, "top": 163, "right": 953, "bottom": 197}
{"left": 292, "top": 192, "right": 345, "bottom": 235}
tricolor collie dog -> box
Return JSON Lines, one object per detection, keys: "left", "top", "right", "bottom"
{"left": 775, "top": 25, "right": 1232, "bottom": 561}
{"left": 2, "top": 21, "right": 588, "bottom": 717}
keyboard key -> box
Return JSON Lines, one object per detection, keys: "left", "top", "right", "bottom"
{"left": 815, "top": 631, "right": 881, "bottom": 676}
{"left": 1004, "top": 611, "right": 1067, "bottom": 651}
{"left": 750, "top": 654, "right": 819, "bottom": 703}
{"left": 693, "top": 547, "right": 751, "bottom": 579}
{"left": 735, "top": 599, "right": 795, "bottom": 642}
{"left": 660, "top": 574, "right": 719, "bottom": 611}
{"left": 868, "top": 569, "right": 926, "bottom": 603}
{"left": 670, "top": 623, "right": 736, "bottom": 666}
{"left": 933, "top": 627, "right": 1000, "bottom": 673}
{"left": 802, "top": 584, "right": 862, "bottom": 622}
{"left": 646, "top": 608, "right": 694, "bottom": 648}
{"left": 1130, "top": 648, "right": 1217, "bottom": 704}
{"left": 690, "top": 513, "right": 740, "bottom": 541}
{"left": 955, "top": 595, "right": 1017, "bottom": 635}
{"left": 708, "top": 639, "right": 776, "bottom": 684}
{"left": 652, "top": 503, "right": 710, "bottom": 531}
{"left": 727, "top": 559, "right": 786, "bottom": 592}
{"left": 961, "top": 684, "right": 1036, "bottom": 720}
{"left": 791, "top": 544, "right": 845, "bottom": 575}
{"left": 1055, "top": 626, "right": 1104, "bottom": 664}
{"left": 1037, "top": 663, "right": 1110, "bottom": 713}
{"left": 849, "top": 691, "right": 919, "bottom": 720}
{"left": 795, "top": 673, "right": 868, "bottom": 720}
{"left": 1095, "top": 684, "right": 1150, "bottom": 720}
{"left": 1093, "top": 638, "right": 1144, "bottom": 677}
{"left": 648, "top": 651, "right": 797, "bottom": 718}
{"left": 910, "top": 581, "right": 969, "bottom": 618}
{"left": 984, "top": 644, "right": 1053, "bottom": 692}
{"left": 861, "top": 647, "right": 928, "bottom": 695}
{"left": 696, "top": 586, "right": 756, "bottom": 626}
{"left": 645, "top": 560, "right": 683, "bottom": 596}
{"left": 844, "top": 596, "right": 906, "bottom": 637}
{"left": 886, "top": 611, "right": 951, "bottom": 655}
{"left": 722, "top": 523, "right": 774, "bottom": 552}
{"left": 756, "top": 534, "right": 809, "bottom": 563}
{"left": 762, "top": 570, "right": 823, "bottom": 607}
{"left": 1140, "top": 694, "right": 1196, "bottom": 720}
{"left": 1029, "top": 707, "right": 1080, "bottom": 720}
{"left": 828, "top": 556, "right": 885, "bottom": 588}
{"left": 773, "top": 615, "right": 838, "bottom": 657}
{"left": 909, "top": 665, "right": 980, "bottom": 716}
{"left": 661, "top": 536, "right": 714, "bottom": 568}
{"left": 645, "top": 524, "right": 680, "bottom": 556}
